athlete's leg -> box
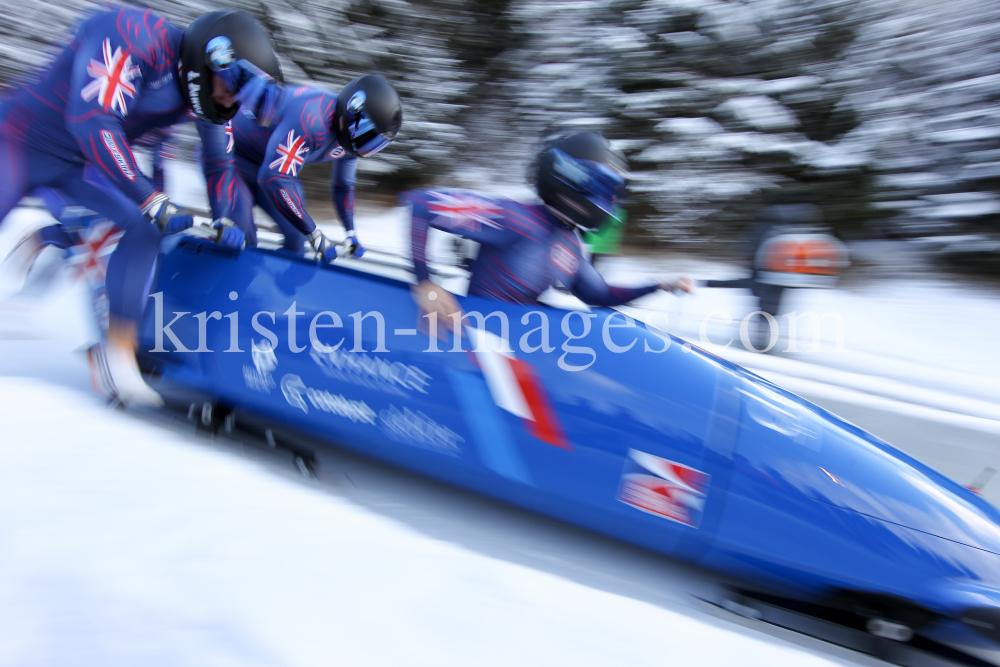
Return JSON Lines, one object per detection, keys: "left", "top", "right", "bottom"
{"left": 231, "top": 155, "right": 263, "bottom": 247}
{"left": 0, "top": 106, "right": 31, "bottom": 229}
{"left": 229, "top": 169, "right": 257, "bottom": 247}
{"left": 57, "top": 164, "right": 163, "bottom": 406}
{"left": 256, "top": 194, "right": 306, "bottom": 254}
{"left": 60, "top": 164, "right": 160, "bottom": 325}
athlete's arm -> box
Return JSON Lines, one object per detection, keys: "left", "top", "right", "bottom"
{"left": 568, "top": 258, "right": 661, "bottom": 307}
{"left": 196, "top": 118, "right": 238, "bottom": 221}
{"left": 331, "top": 156, "right": 357, "bottom": 233}
{"left": 256, "top": 120, "right": 317, "bottom": 235}
{"left": 65, "top": 28, "right": 156, "bottom": 206}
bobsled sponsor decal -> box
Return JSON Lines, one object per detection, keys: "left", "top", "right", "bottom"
{"left": 280, "top": 189, "right": 303, "bottom": 219}
{"left": 81, "top": 39, "right": 139, "bottom": 115}
{"left": 379, "top": 405, "right": 463, "bottom": 457}
{"left": 310, "top": 347, "right": 430, "bottom": 396}
{"left": 468, "top": 328, "right": 569, "bottom": 450}
{"left": 617, "top": 449, "right": 710, "bottom": 528}
{"left": 281, "top": 374, "right": 376, "bottom": 424}
{"left": 328, "top": 146, "right": 346, "bottom": 159}
{"left": 550, "top": 243, "right": 579, "bottom": 275}
{"left": 243, "top": 339, "right": 277, "bottom": 394}
{"left": 427, "top": 191, "right": 502, "bottom": 231}
{"left": 100, "top": 131, "right": 135, "bottom": 181}
{"left": 270, "top": 130, "right": 309, "bottom": 176}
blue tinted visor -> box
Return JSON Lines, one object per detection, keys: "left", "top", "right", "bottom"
{"left": 351, "top": 117, "right": 394, "bottom": 157}
{"left": 346, "top": 91, "right": 396, "bottom": 158}
{"left": 550, "top": 148, "right": 628, "bottom": 213}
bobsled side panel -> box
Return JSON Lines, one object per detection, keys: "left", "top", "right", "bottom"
{"left": 141, "top": 239, "right": 741, "bottom": 560}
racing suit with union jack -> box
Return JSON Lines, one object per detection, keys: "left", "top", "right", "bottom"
{"left": 229, "top": 85, "right": 358, "bottom": 252}
{"left": 0, "top": 7, "right": 241, "bottom": 325}
{"left": 405, "top": 189, "right": 660, "bottom": 306}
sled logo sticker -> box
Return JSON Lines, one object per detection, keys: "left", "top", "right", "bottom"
{"left": 244, "top": 339, "right": 277, "bottom": 394}
{"left": 328, "top": 146, "right": 345, "bottom": 159}
{"left": 81, "top": 39, "right": 139, "bottom": 115}
{"left": 280, "top": 374, "right": 376, "bottom": 424}
{"left": 270, "top": 130, "right": 309, "bottom": 176}
{"left": 379, "top": 404, "right": 463, "bottom": 457}
{"left": 468, "top": 328, "right": 569, "bottom": 450}
{"left": 617, "top": 449, "right": 710, "bottom": 528}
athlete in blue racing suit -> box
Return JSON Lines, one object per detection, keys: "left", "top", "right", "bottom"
{"left": 406, "top": 132, "right": 691, "bottom": 337}
{"left": 0, "top": 6, "right": 281, "bottom": 406}
{"left": 229, "top": 75, "right": 402, "bottom": 258}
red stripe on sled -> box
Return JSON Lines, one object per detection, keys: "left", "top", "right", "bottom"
{"left": 508, "top": 358, "right": 570, "bottom": 450}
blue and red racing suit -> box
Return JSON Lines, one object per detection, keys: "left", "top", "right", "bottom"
{"left": 0, "top": 7, "right": 244, "bottom": 324}
{"left": 404, "top": 189, "right": 660, "bottom": 306}
{"left": 229, "top": 85, "right": 357, "bottom": 252}
{"left": 132, "top": 127, "right": 176, "bottom": 192}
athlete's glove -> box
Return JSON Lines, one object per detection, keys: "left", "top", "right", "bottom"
{"left": 342, "top": 234, "right": 365, "bottom": 259}
{"left": 308, "top": 228, "right": 339, "bottom": 263}
{"left": 213, "top": 218, "right": 246, "bottom": 250}
{"left": 143, "top": 194, "right": 194, "bottom": 235}
{"left": 659, "top": 276, "right": 694, "bottom": 295}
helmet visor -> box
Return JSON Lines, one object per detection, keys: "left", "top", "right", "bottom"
{"left": 550, "top": 148, "right": 628, "bottom": 214}
{"left": 346, "top": 91, "right": 396, "bottom": 157}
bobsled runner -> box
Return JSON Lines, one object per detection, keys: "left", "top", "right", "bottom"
{"left": 137, "top": 234, "right": 1000, "bottom": 664}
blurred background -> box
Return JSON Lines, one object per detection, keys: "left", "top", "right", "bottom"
{"left": 3, "top": 0, "right": 1000, "bottom": 272}
{"left": 3, "top": 4, "right": 1000, "bottom": 664}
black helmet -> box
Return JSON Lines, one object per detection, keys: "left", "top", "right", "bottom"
{"left": 334, "top": 75, "right": 402, "bottom": 158}
{"left": 535, "top": 132, "right": 629, "bottom": 232}
{"left": 180, "top": 10, "right": 283, "bottom": 124}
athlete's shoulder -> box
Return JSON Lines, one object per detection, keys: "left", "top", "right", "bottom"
{"left": 281, "top": 86, "right": 338, "bottom": 145}
{"left": 79, "top": 5, "right": 181, "bottom": 70}
{"left": 401, "top": 188, "right": 509, "bottom": 212}
{"left": 402, "top": 189, "right": 557, "bottom": 239}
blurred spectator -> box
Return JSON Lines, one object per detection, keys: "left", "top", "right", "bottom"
{"left": 703, "top": 204, "right": 848, "bottom": 351}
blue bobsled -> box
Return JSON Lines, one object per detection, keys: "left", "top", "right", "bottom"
{"left": 139, "top": 235, "right": 1000, "bottom": 655}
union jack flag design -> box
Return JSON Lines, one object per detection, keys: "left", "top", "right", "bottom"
{"left": 269, "top": 130, "right": 309, "bottom": 176}
{"left": 427, "top": 192, "right": 502, "bottom": 231}
{"left": 66, "top": 221, "right": 123, "bottom": 283}
{"left": 225, "top": 121, "right": 234, "bottom": 153}
{"left": 80, "top": 39, "right": 141, "bottom": 116}
{"left": 617, "top": 450, "right": 710, "bottom": 528}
